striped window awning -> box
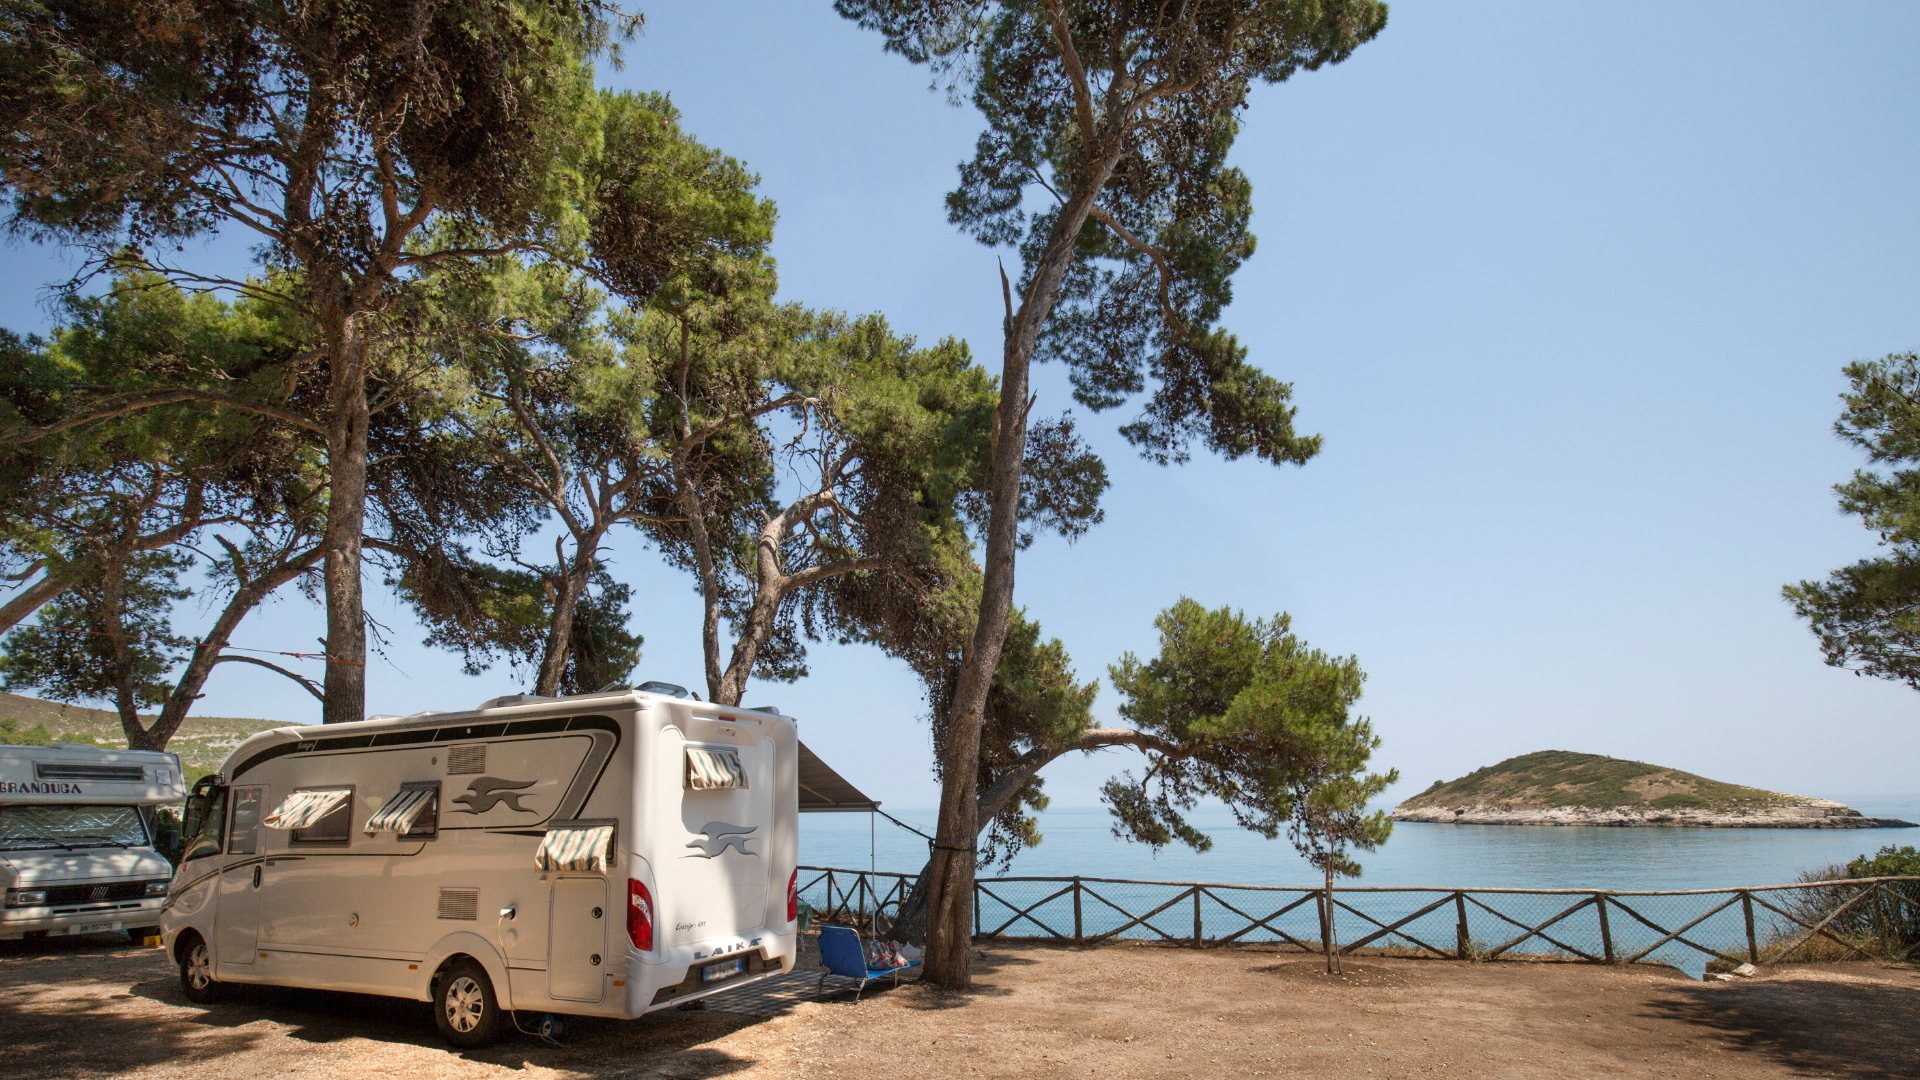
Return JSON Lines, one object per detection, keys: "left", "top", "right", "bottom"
{"left": 686, "top": 746, "right": 747, "bottom": 791}
{"left": 364, "top": 786, "right": 436, "bottom": 835}
{"left": 262, "top": 788, "right": 350, "bottom": 831}
{"left": 536, "top": 823, "right": 614, "bottom": 873}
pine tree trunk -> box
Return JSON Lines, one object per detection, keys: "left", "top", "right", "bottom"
{"left": 1323, "top": 864, "right": 1338, "bottom": 975}
{"left": 922, "top": 334, "right": 1029, "bottom": 988}
{"left": 0, "top": 572, "right": 65, "bottom": 636}
{"left": 921, "top": 168, "right": 1117, "bottom": 991}
{"left": 150, "top": 548, "right": 323, "bottom": 749}
{"left": 533, "top": 552, "right": 594, "bottom": 697}
{"left": 321, "top": 315, "right": 370, "bottom": 725}
{"left": 714, "top": 591, "right": 780, "bottom": 708}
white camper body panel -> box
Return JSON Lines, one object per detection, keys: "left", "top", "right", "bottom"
{"left": 1, "top": 744, "right": 184, "bottom": 939}
{"left": 159, "top": 689, "right": 799, "bottom": 1019}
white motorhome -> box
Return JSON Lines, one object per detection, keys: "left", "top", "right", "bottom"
{"left": 159, "top": 685, "right": 799, "bottom": 1046}
{"left": 1, "top": 743, "right": 185, "bottom": 941}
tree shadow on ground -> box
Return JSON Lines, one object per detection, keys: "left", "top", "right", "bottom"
{"left": 1641, "top": 969, "right": 1920, "bottom": 1080}
{"left": 888, "top": 947, "right": 1034, "bottom": 1011}
{"left": 1, "top": 942, "right": 270, "bottom": 1078}
{"left": 0, "top": 937, "right": 760, "bottom": 1078}
{"left": 128, "top": 972, "right": 768, "bottom": 1077}
{"left": 1247, "top": 955, "right": 1426, "bottom": 990}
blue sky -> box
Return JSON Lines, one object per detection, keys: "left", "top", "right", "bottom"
{"left": 4, "top": 2, "right": 1917, "bottom": 811}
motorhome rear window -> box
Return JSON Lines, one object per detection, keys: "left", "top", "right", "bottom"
{"left": 685, "top": 746, "right": 747, "bottom": 791}
{"left": 0, "top": 805, "right": 148, "bottom": 850}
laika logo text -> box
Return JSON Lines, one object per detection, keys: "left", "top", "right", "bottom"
{"left": 694, "top": 936, "right": 762, "bottom": 960}
{"left": 684, "top": 821, "right": 757, "bottom": 858}
{"left": 452, "top": 776, "right": 538, "bottom": 814}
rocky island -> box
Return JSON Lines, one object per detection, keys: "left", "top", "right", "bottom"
{"left": 1393, "top": 750, "right": 1916, "bottom": 829}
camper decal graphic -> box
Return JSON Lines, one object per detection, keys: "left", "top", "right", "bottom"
{"left": 452, "top": 776, "right": 538, "bottom": 814}
{"left": 684, "top": 821, "right": 757, "bottom": 858}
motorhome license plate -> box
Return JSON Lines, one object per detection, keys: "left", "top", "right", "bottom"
{"left": 701, "top": 958, "right": 744, "bottom": 983}
{"left": 75, "top": 921, "right": 117, "bottom": 935}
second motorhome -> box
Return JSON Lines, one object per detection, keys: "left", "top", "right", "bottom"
{"left": 159, "top": 685, "right": 799, "bottom": 1045}
{"left": 2, "top": 742, "right": 184, "bottom": 941}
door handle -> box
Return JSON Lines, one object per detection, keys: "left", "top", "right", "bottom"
{"left": 252, "top": 865, "right": 262, "bottom": 889}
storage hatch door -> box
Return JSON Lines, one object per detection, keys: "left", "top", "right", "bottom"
{"left": 547, "top": 877, "right": 608, "bottom": 1003}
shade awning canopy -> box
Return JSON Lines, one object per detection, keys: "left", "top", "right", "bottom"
{"left": 365, "top": 786, "right": 435, "bottom": 835}
{"left": 798, "top": 740, "right": 877, "bottom": 813}
{"left": 262, "top": 788, "right": 350, "bottom": 831}
{"left": 536, "top": 822, "right": 614, "bottom": 873}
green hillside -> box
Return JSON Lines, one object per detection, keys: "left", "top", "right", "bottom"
{"left": 0, "top": 692, "right": 292, "bottom": 785}
{"left": 1398, "top": 750, "right": 1805, "bottom": 813}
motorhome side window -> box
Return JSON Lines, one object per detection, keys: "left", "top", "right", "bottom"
{"left": 403, "top": 783, "right": 438, "bottom": 838}
{"left": 366, "top": 782, "right": 439, "bottom": 839}
{"left": 180, "top": 785, "right": 228, "bottom": 863}
{"left": 227, "top": 786, "right": 264, "bottom": 856}
{"left": 289, "top": 786, "right": 354, "bottom": 846}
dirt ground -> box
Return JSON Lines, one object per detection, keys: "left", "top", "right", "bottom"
{"left": 2, "top": 935, "right": 1917, "bottom": 1079}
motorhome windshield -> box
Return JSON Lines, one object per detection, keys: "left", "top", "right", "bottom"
{"left": 0, "top": 804, "right": 149, "bottom": 851}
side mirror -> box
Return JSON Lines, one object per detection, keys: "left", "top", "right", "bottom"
{"left": 178, "top": 782, "right": 226, "bottom": 862}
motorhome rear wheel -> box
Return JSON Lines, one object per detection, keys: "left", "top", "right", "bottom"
{"left": 434, "top": 957, "right": 505, "bottom": 1048}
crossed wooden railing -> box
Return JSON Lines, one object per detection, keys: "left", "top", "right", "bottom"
{"left": 796, "top": 867, "right": 1920, "bottom": 968}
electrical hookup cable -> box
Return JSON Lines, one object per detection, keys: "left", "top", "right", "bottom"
{"left": 495, "top": 904, "right": 567, "bottom": 1046}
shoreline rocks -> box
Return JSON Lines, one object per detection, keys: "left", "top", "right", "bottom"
{"left": 1390, "top": 801, "right": 1917, "bottom": 829}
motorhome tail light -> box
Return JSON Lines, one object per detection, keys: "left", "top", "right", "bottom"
{"left": 627, "top": 878, "right": 654, "bottom": 952}
{"left": 6, "top": 888, "right": 47, "bottom": 908}
{"left": 786, "top": 869, "right": 799, "bottom": 923}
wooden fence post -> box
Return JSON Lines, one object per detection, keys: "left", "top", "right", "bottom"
{"left": 1193, "top": 887, "right": 1204, "bottom": 946}
{"left": 1455, "top": 891, "right": 1469, "bottom": 959}
{"left": 1073, "top": 877, "right": 1084, "bottom": 943}
{"left": 1597, "top": 894, "right": 1613, "bottom": 963}
{"left": 1742, "top": 891, "right": 1758, "bottom": 964}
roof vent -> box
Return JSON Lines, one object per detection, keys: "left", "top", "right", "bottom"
{"left": 476, "top": 693, "right": 555, "bottom": 710}
{"left": 446, "top": 745, "right": 487, "bottom": 776}
{"left": 635, "top": 681, "right": 694, "bottom": 699}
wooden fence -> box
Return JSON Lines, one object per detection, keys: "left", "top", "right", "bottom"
{"left": 797, "top": 866, "right": 1920, "bottom": 971}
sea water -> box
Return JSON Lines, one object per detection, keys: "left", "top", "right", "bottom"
{"left": 799, "top": 796, "right": 1920, "bottom": 980}
{"left": 802, "top": 795, "right": 1920, "bottom": 889}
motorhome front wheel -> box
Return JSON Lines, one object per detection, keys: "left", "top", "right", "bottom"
{"left": 177, "top": 933, "right": 222, "bottom": 1005}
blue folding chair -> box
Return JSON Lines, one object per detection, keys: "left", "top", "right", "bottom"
{"left": 816, "top": 924, "right": 921, "bottom": 1001}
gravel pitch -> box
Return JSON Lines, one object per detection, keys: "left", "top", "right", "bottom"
{"left": 3, "top": 934, "right": 1917, "bottom": 1078}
